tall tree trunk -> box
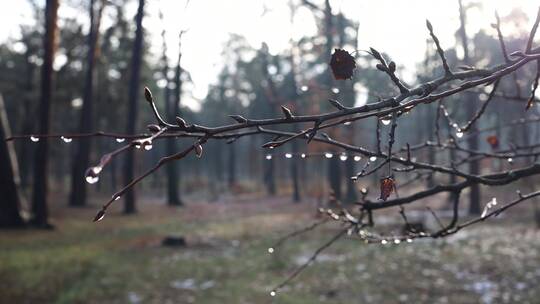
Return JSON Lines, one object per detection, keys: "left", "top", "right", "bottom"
{"left": 290, "top": 138, "right": 301, "bottom": 202}
{"left": 19, "top": 47, "right": 36, "bottom": 189}
{"left": 264, "top": 155, "right": 276, "bottom": 195}
{"left": 288, "top": 53, "right": 301, "bottom": 202}
{"left": 458, "top": 0, "right": 481, "bottom": 215}
{"left": 123, "top": 0, "right": 144, "bottom": 214}
{"left": 227, "top": 143, "right": 236, "bottom": 188}
{"left": 0, "top": 95, "right": 25, "bottom": 228}
{"left": 166, "top": 37, "right": 183, "bottom": 206}
{"left": 30, "top": 0, "right": 58, "bottom": 228}
{"left": 323, "top": 0, "right": 342, "bottom": 200}
{"left": 69, "top": 0, "right": 102, "bottom": 207}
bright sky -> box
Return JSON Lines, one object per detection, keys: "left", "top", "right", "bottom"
{"left": 1, "top": 0, "right": 539, "bottom": 110}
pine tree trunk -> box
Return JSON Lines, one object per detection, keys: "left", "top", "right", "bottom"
{"left": 123, "top": 0, "right": 145, "bottom": 214}
{"left": 70, "top": 0, "right": 100, "bottom": 207}
{"left": 30, "top": 0, "right": 58, "bottom": 228}
{"left": 458, "top": 0, "right": 481, "bottom": 215}
{"left": 323, "top": 0, "right": 342, "bottom": 200}
{"left": 166, "top": 50, "right": 183, "bottom": 206}
{"left": 0, "top": 95, "right": 25, "bottom": 228}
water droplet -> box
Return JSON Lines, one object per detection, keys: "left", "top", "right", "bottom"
{"left": 86, "top": 175, "right": 99, "bottom": 184}
{"left": 114, "top": 196, "right": 121, "bottom": 201}
{"left": 344, "top": 121, "right": 352, "bottom": 126}
{"left": 135, "top": 144, "right": 141, "bottom": 149}
{"left": 144, "top": 144, "right": 153, "bottom": 151}
{"left": 61, "top": 136, "right": 72, "bottom": 143}
{"left": 507, "top": 157, "right": 513, "bottom": 163}
{"left": 300, "top": 85, "right": 308, "bottom": 92}
{"left": 455, "top": 130, "right": 464, "bottom": 138}
{"left": 481, "top": 197, "right": 498, "bottom": 218}
{"left": 266, "top": 154, "right": 272, "bottom": 160}
{"left": 325, "top": 153, "right": 333, "bottom": 158}
{"left": 452, "top": 123, "right": 458, "bottom": 128}
{"left": 369, "top": 156, "right": 377, "bottom": 162}
{"left": 339, "top": 154, "right": 348, "bottom": 161}
{"left": 331, "top": 87, "right": 340, "bottom": 94}
{"left": 354, "top": 156, "right": 361, "bottom": 162}
{"left": 116, "top": 138, "right": 125, "bottom": 143}
{"left": 30, "top": 136, "right": 39, "bottom": 142}
{"left": 394, "top": 239, "right": 401, "bottom": 244}
{"left": 285, "top": 153, "right": 293, "bottom": 159}
{"left": 301, "top": 153, "right": 306, "bottom": 158}
{"left": 381, "top": 117, "right": 391, "bottom": 125}
{"left": 85, "top": 166, "right": 102, "bottom": 184}
{"left": 381, "top": 239, "right": 388, "bottom": 245}
{"left": 270, "top": 291, "right": 276, "bottom": 297}
{"left": 267, "top": 247, "right": 274, "bottom": 254}
{"left": 406, "top": 238, "right": 413, "bottom": 243}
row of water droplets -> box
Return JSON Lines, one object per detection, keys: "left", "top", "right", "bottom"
{"left": 265, "top": 230, "right": 415, "bottom": 298}
{"left": 27, "top": 135, "right": 154, "bottom": 185}
{"left": 265, "top": 153, "right": 377, "bottom": 162}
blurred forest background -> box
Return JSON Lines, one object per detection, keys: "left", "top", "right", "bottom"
{"left": 1, "top": 0, "right": 540, "bottom": 303}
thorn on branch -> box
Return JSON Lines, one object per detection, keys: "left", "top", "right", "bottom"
{"left": 144, "top": 86, "right": 153, "bottom": 103}
{"left": 281, "top": 105, "right": 293, "bottom": 119}
{"left": 147, "top": 124, "right": 161, "bottom": 133}
{"left": 229, "top": 115, "right": 248, "bottom": 124}
{"left": 328, "top": 99, "right": 347, "bottom": 110}
{"left": 175, "top": 116, "right": 188, "bottom": 129}
{"left": 93, "top": 209, "right": 106, "bottom": 222}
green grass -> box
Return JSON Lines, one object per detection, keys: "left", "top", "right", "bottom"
{"left": 1, "top": 200, "right": 539, "bottom": 304}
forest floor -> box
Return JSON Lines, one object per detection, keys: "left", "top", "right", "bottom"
{"left": 1, "top": 194, "right": 539, "bottom": 304}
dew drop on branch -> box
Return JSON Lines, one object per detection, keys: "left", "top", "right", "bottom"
{"left": 301, "top": 153, "right": 306, "bottom": 158}
{"left": 85, "top": 166, "right": 102, "bottom": 184}
{"left": 116, "top": 138, "right": 125, "bottom": 143}
{"left": 331, "top": 87, "right": 340, "bottom": 94}
{"left": 381, "top": 117, "right": 391, "bottom": 125}
{"left": 300, "top": 85, "right": 308, "bottom": 92}
{"left": 285, "top": 153, "right": 292, "bottom": 159}
{"left": 266, "top": 154, "right": 272, "bottom": 160}
{"left": 267, "top": 247, "right": 274, "bottom": 254}
{"left": 270, "top": 291, "right": 277, "bottom": 297}
{"left": 339, "top": 154, "right": 348, "bottom": 161}
{"left": 354, "top": 156, "right": 361, "bottom": 162}
{"left": 61, "top": 136, "right": 72, "bottom": 143}
{"left": 369, "top": 156, "right": 377, "bottom": 162}
{"left": 30, "top": 136, "right": 39, "bottom": 142}
{"left": 481, "top": 197, "right": 498, "bottom": 218}
{"left": 325, "top": 152, "right": 333, "bottom": 158}
{"left": 455, "top": 130, "right": 464, "bottom": 138}
{"left": 144, "top": 144, "right": 153, "bottom": 151}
